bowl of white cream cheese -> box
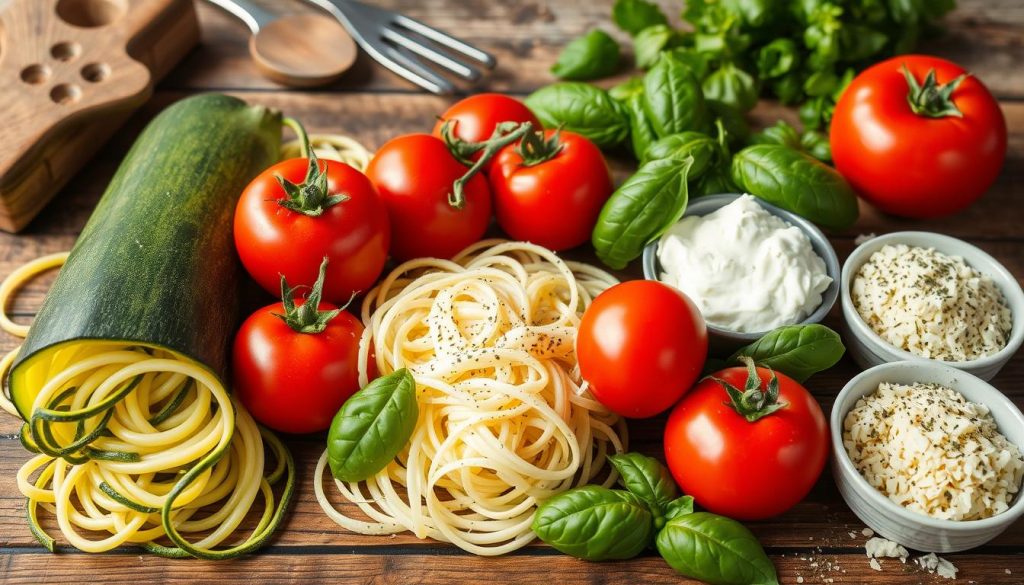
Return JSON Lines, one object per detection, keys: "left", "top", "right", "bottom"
{"left": 642, "top": 193, "right": 840, "bottom": 349}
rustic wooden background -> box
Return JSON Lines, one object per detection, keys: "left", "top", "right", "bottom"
{"left": 1, "top": 1, "right": 1022, "bottom": 583}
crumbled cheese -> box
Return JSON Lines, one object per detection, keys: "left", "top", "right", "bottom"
{"left": 855, "top": 233, "right": 877, "bottom": 245}
{"left": 862, "top": 528, "right": 874, "bottom": 537}
{"left": 869, "top": 558, "right": 883, "bottom": 571}
{"left": 852, "top": 244, "right": 1012, "bottom": 361}
{"left": 844, "top": 382, "right": 1024, "bottom": 521}
{"left": 916, "top": 553, "right": 959, "bottom": 580}
{"left": 865, "top": 537, "right": 909, "bottom": 562}
{"left": 796, "top": 577, "right": 804, "bottom": 584}
{"left": 849, "top": 531, "right": 857, "bottom": 539}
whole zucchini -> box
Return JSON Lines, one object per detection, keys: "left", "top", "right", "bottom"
{"left": 10, "top": 94, "right": 281, "bottom": 417}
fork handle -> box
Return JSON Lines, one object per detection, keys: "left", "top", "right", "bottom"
{"left": 204, "top": 0, "right": 276, "bottom": 33}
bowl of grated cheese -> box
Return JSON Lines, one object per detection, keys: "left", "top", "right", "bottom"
{"left": 840, "top": 231, "right": 1024, "bottom": 381}
{"left": 831, "top": 360, "right": 1024, "bottom": 553}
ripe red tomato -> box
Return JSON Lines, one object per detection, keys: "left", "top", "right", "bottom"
{"left": 432, "top": 93, "right": 540, "bottom": 146}
{"left": 233, "top": 300, "right": 363, "bottom": 434}
{"left": 577, "top": 281, "right": 707, "bottom": 418}
{"left": 366, "top": 134, "right": 491, "bottom": 261}
{"left": 831, "top": 55, "right": 1007, "bottom": 218}
{"left": 234, "top": 157, "right": 390, "bottom": 303}
{"left": 490, "top": 130, "right": 613, "bottom": 251}
{"left": 664, "top": 362, "right": 828, "bottom": 520}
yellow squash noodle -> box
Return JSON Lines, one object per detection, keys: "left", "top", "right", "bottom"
{"left": 0, "top": 254, "right": 294, "bottom": 558}
{"left": 315, "top": 240, "right": 627, "bottom": 556}
{"left": 280, "top": 133, "right": 371, "bottom": 171}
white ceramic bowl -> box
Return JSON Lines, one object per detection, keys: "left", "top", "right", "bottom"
{"left": 831, "top": 361, "right": 1024, "bottom": 553}
{"left": 642, "top": 193, "right": 840, "bottom": 351}
{"left": 841, "top": 231, "right": 1024, "bottom": 381}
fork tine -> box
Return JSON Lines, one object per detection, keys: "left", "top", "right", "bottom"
{"left": 392, "top": 14, "right": 497, "bottom": 69}
{"left": 381, "top": 27, "right": 481, "bottom": 81}
{"left": 381, "top": 45, "right": 456, "bottom": 95}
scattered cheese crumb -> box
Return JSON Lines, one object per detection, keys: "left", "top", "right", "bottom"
{"left": 865, "top": 537, "right": 909, "bottom": 562}
{"left": 1006, "top": 569, "right": 1012, "bottom": 575}
{"left": 844, "top": 382, "right": 1024, "bottom": 521}
{"left": 849, "top": 531, "right": 857, "bottom": 539}
{"left": 862, "top": 528, "right": 874, "bottom": 537}
{"left": 854, "top": 233, "right": 877, "bottom": 245}
{"left": 915, "top": 552, "right": 959, "bottom": 580}
{"left": 869, "top": 558, "right": 882, "bottom": 571}
{"left": 796, "top": 577, "right": 803, "bottom": 584}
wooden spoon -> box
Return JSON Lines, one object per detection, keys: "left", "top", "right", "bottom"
{"left": 205, "top": 0, "right": 357, "bottom": 87}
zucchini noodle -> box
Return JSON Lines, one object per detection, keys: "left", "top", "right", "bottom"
{"left": 0, "top": 254, "right": 295, "bottom": 558}
{"left": 315, "top": 240, "right": 627, "bottom": 556}
{"left": 281, "top": 133, "right": 371, "bottom": 171}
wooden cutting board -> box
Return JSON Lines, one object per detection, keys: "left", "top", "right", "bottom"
{"left": 0, "top": 0, "right": 199, "bottom": 233}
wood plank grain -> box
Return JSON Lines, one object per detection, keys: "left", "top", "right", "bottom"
{"left": 161, "top": 0, "right": 1024, "bottom": 98}
{"left": 2, "top": 421, "right": 1022, "bottom": 551}
{"left": 0, "top": 549, "right": 1021, "bottom": 585}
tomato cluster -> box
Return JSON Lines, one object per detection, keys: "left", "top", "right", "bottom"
{"left": 230, "top": 94, "right": 613, "bottom": 434}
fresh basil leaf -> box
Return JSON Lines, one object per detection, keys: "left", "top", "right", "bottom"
{"left": 612, "top": 0, "right": 668, "bottom": 36}
{"left": 626, "top": 93, "right": 659, "bottom": 160}
{"left": 798, "top": 95, "right": 833, "bottom": 130}
{"left": 634, "top": 24, "right": 681, "bottom": 70}
{"left": 702, "top": 63, "right": 759, "bottom": 113}
{"left": 723, "top": 0, "right": 776, "bottom": 28}
{"left": 803, "top": 69, "right": 839, "bottom": 97}
{"left": 525, "top": 83, "right": 630, "bottom": 148}
{"left": 800, "top": 129, "right": 831, "bottom": 162}
{"left": 643, "top": 53, "right": 709, "bottom": 138}
{"left": 593, "top": 156, "right": 694, "bottom": 269}
{"left": 750, "top": 120, "right": 802, "bottom": 150}
{"left": 657, "top": 512, "right": 779, "bottom": 585}
{"left": 693, "top": 164, "right": 738, "bottom": 197}
{"left": 727, "top": 324, "right": 845, "bottom": 382}
{"left": 731, "top": 144, "right": 858, "bottom": 230}
{"left": 839, "top": 24, "right": 888, "bottom": 61}
{"left": 327, "top": 369, "right": 418, "bottom": 482}
{"left": 642, "top": 131, "right": 718, "bottom": 179}
{"left": 609, "top": 76, "right": 644, "bottom": 102}
{"left": 608, "top": 453, "right": 678, "bottom": 510}
{"left": 707, "top": 100, "right": 750, "bottom": 146}
{"left": 772, "top": 73, "right": 804, "bottom": 105}
{"left": 665, "top": 48, "right": 710, "bottom": 80}
{"left": 756, "top": 39, "right": 798, "bottom": 79}
{"left": 664, "top": 495, "right": 695, "bottom": 521}
{"left": 551, "top": 29, "right": 621, "bottom": 81}
{"left": 532, "top": 485, "right": 653, "bottom": 561}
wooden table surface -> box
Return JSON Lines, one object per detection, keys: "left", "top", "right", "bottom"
{"left": 1, "top": 1, "right": 1023, "bottom": 583}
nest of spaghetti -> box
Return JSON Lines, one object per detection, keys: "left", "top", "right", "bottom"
{"left": 316, "top": 240, "right": 627, "bottom": 555}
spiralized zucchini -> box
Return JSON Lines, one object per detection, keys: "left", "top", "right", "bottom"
{"left": 0, "top": 254, "right": 294, "bottom": 559}
{"left": 280, "top": 133, "right": 372, "bottom": 171}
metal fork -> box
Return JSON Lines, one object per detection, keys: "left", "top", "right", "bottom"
{"left": 300, "top": 0, "right": 496, "bottom": 94}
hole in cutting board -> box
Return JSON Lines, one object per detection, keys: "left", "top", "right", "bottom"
{"left": 55, "top": 0, "right": 126, "bottom": 28}
{"left": 50, "top": 83, "right": 82, "bottom": 104}
{"left": 51, "top": 41, "right": 81, "bottom": 62}
{"left": 80, "top": 62, "right": 110, "bottom": 82}
{"left": 20, "top": 64, "right": 51, "bottom": 84}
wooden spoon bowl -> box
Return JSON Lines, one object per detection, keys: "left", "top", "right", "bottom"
{"left": 250, "top": 13, "right": 357, "bottom": 88}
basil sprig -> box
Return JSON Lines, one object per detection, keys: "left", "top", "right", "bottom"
{"left": 326, "top": 369, "right": 418, "bottom": 482}
{"left": 532, "top": 453, "right": 779, "bottom": 585}
{"left": 727, "top": 324, "right": 845, "bottom": 383}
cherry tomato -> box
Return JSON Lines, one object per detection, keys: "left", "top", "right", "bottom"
{"left": 366, "top": 134, "right": 491, "bottom": 261}
{"left": 577, "top": 281, "right": 708, "bottom": 418}
{"left": 490, "top": 130, "right": 613, "bottom": 251}
{"left": 234, "top": 157, "right": 390, "bottom": 303}
{"left": 831, "top": 55, "right": 1007, "bottom": 218}
{"left": 233, "top": 274, "right": 364, "bottom": 434}
{"left": 432, "top": 93, "right": 540, "bottom": 146}
{"left": 664, "top": 362, "right": 828, "bottom": 520}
